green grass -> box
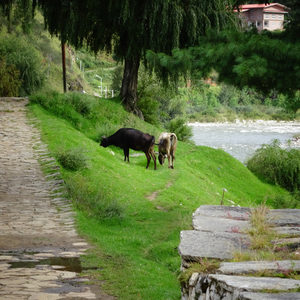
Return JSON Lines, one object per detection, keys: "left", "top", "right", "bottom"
{"left": 27, "top": 93, "right": 290, "bottom": 300}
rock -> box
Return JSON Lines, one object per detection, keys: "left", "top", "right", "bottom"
{"left": 193, "top": 215, "right": 250, "bottom": 233}
{"left": 193, "top": 205, "right": 251, "bottom": 220}
{"left": 178, "top": 230, "right": 250, "bottom": 261}
{"left": 268, "top": 209, "right": 300, "bottom": 226}
{"left": 207, "top": 275, "right": 300, "bottom": 297}
{"left": 217, "top": 260, "right": 300, "bottom": 275}
{"left": 239, "top": 292, "right": 300, "bottom": 300}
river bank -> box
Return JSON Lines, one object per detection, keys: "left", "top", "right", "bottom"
{"left": 189, "top": 120, "right": 300, "bottom": 163}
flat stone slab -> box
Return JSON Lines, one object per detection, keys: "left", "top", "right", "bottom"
{"left": 271, "top": 237, "right": 300, "bottom": 250}
{"left": 193, "top": 205, "right": 251, "bottom": 220}
{"left": 273, "top": 226, "right": 300, "bottom": 236}
{"left": 268, "top": 209, "right": 300, "bottom": 226}
{"left": 217, "top": 260, "right": 300, "bottom": 275}
{"left": 193, "top": 215, "right": 250, "bottom": 232}
{"left": 178, "top": 230, "right": 250, "bottom": 261}
{"left": 208, "top": 274, "right": 300, "bottom": 292}
{"left": 239, "top": 292, "right": 300, "bottom": 300}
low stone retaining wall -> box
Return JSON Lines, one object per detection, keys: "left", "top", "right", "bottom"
{"left": 178, "top": 205, "right": 300, "bottom": 300}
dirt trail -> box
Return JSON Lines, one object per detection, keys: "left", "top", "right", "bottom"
{"left": 0, "top": 98, "right": 115, "bottom": 299}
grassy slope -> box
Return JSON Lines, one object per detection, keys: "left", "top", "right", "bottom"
{"left": 2, "top": 11, "right": 290, "bottom": 299}
{"left": 28, "top": 94, "right": 287, "bottom": 300}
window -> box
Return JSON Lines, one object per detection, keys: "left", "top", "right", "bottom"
{"left": 278, "top": 15, "right": 283, "bottom": 20}
{"left": 272, "top": 22, "right": 275, "bottom": 26}
{"left": 251, "top": 16, "right": 254, "bottom": 19}
{"left": 257, "top": 21, "right": 261, "bottom": 27}
{"left": 251, "top": 9, "right": 255, "bottom": 13}
{"left": 257, "top": 15, "right": 261, "bottom": 19}
{"left": 264, "top": 20, "right": 269, "bottom": 27}
{"left": 272, "top": 14, "right": 276, "bottom": 19}
{"left": 265, "top": 14, "right": 269, "bottom": 19}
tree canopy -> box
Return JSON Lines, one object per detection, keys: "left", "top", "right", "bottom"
{"left": 1, "top": 0, "right": 239, "bottom": 118}
{"left": 147, "top": 1, "right": 300, "bottom": 112}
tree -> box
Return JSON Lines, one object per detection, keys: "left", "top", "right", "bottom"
{"left": 147, "top": 1, "right": 300, "bottom": 112}
{"left": 1, "top": 0, "right": 239, "bottom": 119}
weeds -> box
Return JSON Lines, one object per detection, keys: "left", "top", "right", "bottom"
{"left": 178, "top": 258, "right": 220, "bottom": 284}
{"left": 266, "top": 194, "right": 299, "bottom": 209}
{"left": 233, "top": 204, "right": 300, "bottom": 263}
{"left": 246, "top": 139, "right": 300, "bottom": 195}
{"left": 65, "top": 174, "right": 124, "bottom": 221}
{"left": 56, "top": 147, "right": 89, "bottom": 170}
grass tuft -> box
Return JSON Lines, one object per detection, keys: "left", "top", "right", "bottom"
{"left": 56, "top": 147, "right": 89, "bottom": 170}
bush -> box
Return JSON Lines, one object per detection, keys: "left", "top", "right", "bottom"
{"left": 246, "top": 139, "right": 300, "bottom": 193}
{"left": 266, "top": 194, "right": 299, "bottom": 209}
{"left": 65, "top": 92, "right": 96, "bottom": 117}
{"left": 166, "top": 117, "right": 193, "bottom": 142}
{"left": 0, "top": 57, "right": 22, "bottom": 96}
{"left": 138, "top": 96, "right": 160, "bottom": 125}
{"left": 56, "top": 147, "right": 89, "bottom": 170}
{"left": 0, "top": 34, "right": 45, "bottom": 95}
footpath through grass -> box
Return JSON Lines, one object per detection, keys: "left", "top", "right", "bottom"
{"left": 28, "top": 92, "right": 289, "bottom": 300}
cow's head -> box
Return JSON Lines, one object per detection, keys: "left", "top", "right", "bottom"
{"left": 158, "top": 153, "right": 165, "bottom": 165}
{"left": 100, "top": 136, "right": 108, "bottom": 148}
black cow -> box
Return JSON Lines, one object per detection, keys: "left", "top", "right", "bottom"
{"left": 100, "top": 128, "right": 157, "bottom": 170}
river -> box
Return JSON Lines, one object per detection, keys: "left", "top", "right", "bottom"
{"left": 189, "top": 120, "right": 300, "bottom": 163}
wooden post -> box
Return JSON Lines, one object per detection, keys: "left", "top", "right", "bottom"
{"left": 62, "top": 43, "right": 67, "bottom": 93}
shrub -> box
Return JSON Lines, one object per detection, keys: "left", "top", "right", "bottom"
{"left": 266, "top": 194, "right": 298, "bottom": 209}
{"left": 166, "top": 117, "right": 193, "bottom": 142}
{"left": 65, "top": 92, "right": 96, "bottom": 117}
{"left": 246, "top": 139, "right": 300, "bottom": 193}
{"left": 138, "top": 96, "right": 160, "bottom": 125}
{"left": 56, "top": 148, "right": 88, "bottom": 170}
{"left": 0, "top": 34, "right": 45, "bottom": 95}
{"left": 0, "top": 57, "right": 22, "bottom": 96}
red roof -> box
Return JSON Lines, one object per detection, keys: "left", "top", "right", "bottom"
{"left": 237, "top": 3, "right": 288, "bottom": 12}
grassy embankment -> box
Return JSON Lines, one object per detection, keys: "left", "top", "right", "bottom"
{"left": 27, "top": 92, "right": 289, "bottom": 300}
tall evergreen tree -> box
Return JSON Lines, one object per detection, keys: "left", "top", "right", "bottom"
{"left": 147, "top": 1, "right": 300, "bottom": 111}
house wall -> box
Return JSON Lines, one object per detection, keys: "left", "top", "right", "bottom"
{"left": 240, "top": 4, "right": 287, "bottom": 31}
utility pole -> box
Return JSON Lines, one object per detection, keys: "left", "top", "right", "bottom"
{"left": 62, "top": 43, "right": 67, "bottom": 93}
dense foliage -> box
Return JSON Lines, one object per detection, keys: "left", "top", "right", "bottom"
{"left": 1, "top": 0, "right": 240, "bottom": 118}
{"left": 247, "top": 139, "right": 300, "bottom": 195}
{"left": 0, "top": 56, "right": 21, "bottom": 96}
{"left": 147, "top": 1, "right": 300, "bottom": 111}
{"left": 0, "top": 33, "right": 45, "bottom": 96}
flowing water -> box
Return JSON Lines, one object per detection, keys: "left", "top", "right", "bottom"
{"left": 190, "top": 120, "right": 300, "bottom": 163}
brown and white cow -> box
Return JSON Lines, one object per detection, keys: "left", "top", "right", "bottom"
{"left": 157, "top": 132, "right": 177, "bottom": 169}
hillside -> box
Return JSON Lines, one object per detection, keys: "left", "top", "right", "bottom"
{"left": 27, "top": 91, "right": 290, "bottom": 300}
{"left": 0, "top": 11, "right": 118, "bottom": 96}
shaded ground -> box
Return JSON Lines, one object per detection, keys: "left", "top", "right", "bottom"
{"left": 0, "top": 98, "right": 116, "bottom": 299}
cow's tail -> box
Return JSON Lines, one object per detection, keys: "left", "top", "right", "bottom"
{"left": 170, "top": 133, "right": 177, "bottom": 147}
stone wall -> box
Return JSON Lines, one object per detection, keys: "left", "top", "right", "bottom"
{"left": 178, "top": 205, "right": 300, "bottom": 300}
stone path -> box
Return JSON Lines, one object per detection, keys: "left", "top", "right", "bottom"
{"left": 0, "top": 98, "right": 115, "bottom": 299}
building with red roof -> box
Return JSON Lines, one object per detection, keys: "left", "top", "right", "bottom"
{"left": 237, "top": 3, "right": 289, "bottom": 31}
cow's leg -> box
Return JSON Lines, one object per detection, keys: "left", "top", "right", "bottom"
{"left": 166, "top": 150, "right": 172, "bottom": 168}
{"left": 145, "top": 152, "right": 151, "bottom": 169}
{"left": 149, "top": 148, "right": 157, "bottom": 170}
{"left": 124, "top": 148, "right": 130, "bottom": 162}
{"left": 171, "top": 149, "right": 176, "bottom": 169}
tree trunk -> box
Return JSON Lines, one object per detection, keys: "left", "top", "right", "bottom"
{"left": 120, "top": 56, "right": 144, "bottom": 120}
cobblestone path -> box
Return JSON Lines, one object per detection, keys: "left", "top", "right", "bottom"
{"left": 0, "top": 98, "right": 115, "bottom": 300}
